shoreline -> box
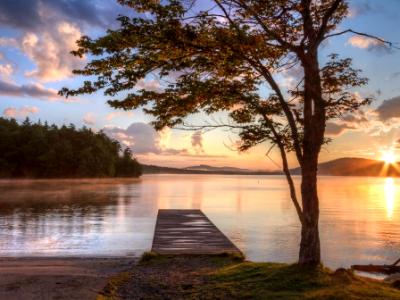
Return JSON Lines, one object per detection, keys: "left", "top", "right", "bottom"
{"left": 0, "top": 255, "right": 137, "bottom": 259}
{"left": 0, "top": 255, "right": 399, "bottom": 299}
{"left": 0, "top": 256, "right": 136, "bottom": 300}
{"left": 0, "top": 177, "right": 141, "bottom": 183}
{"left": 100, "top": 254, "right": 400, "bottom": 299}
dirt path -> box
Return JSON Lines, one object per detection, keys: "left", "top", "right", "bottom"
{"left": 0, "top": 257, "right": 135, "bottom": 300}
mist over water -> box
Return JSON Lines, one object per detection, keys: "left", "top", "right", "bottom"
{"left": 0, "top": 175, "right": 399, "bottom": 269}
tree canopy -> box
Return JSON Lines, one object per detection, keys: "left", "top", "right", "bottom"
{"left": 60, "top": 0, "right": 371, "bottom": 197}
{"left": 61, "top": 0, "right": 369, "bottom": 140}
{"left": 60, "top": 0, "right": 389, "bottom": 266}
{"left": 0, "top": 117, "right": 142, "bottom": 178}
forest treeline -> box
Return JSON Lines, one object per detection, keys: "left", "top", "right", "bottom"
{"left": 0, "top": 117, "right": 142, "bottom": 178}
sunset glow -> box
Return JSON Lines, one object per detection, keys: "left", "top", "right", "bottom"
{"left": 2, "top": 1, "right": 400, "bottom": 298}
{"left": 381, "top": 150, "right": 396, "bottom": 165}
{"left": 0, "top": 1, "right": 398, "bottom": 170}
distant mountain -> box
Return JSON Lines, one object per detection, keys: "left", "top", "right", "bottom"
{"left": 184, "top": 164, "right": 253, "bottom": 173}
{"left": 143, "top": 157, "right": 400, "bottom": 177}
{"left": 291, "top": 157, "right": 400, "bottom": 177}
{"left": 142, "top": 164, "right": 281, "bottom": 175}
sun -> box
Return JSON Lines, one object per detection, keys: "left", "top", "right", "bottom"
{"left": 381, "top": 150, "right": 396, "bottom": 164}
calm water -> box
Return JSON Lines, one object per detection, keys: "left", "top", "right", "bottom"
{"left": 0, "top": 174, "right": 399, "bottom": 269}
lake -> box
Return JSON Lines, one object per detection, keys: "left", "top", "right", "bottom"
{"left": 0, "top": 174, "right": 399, "bottom": 269}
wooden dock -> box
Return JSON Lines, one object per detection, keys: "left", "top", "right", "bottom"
{"left": 151, "top": 209, "right": 242, "bottom": 255}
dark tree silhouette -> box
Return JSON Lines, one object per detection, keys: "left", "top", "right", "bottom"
{"left": 60, "top": 0, "right": 392, "bottom": 266}
{"left": 0, "top": 117, "right": 142, "bottom": 178}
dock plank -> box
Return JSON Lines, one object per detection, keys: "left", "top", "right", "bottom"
{"left": 151, "top": 209, "right": 242, "bottom": 255}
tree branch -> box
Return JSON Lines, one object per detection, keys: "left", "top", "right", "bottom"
{"left": 315, "top": 0, "right": 343, "bottom": 44}
{"left": 251, "top": 61, "right": 304, "bottom": 164}
{"left": 226, "top": 0, "right": 299, "bottom": 51}
{"left": 213, "top": 0, "right": 303, "bottom": 164}
{"left": 259, "top": 112, "right": 304, "bottom": 224}
{"left": 324, "top": 29, "right": 400, "bottom": 49}
{"left": 176, "top": 122, "right": 246, "bottom": 131}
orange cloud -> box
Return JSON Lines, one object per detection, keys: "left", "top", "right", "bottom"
{"left": 105, "top": 111, "right": 134, "bottom": 121}
{"left": 347, "top": 36, "right": 389, "bottom": 53}
{"left": 21, "top": 22, "right": 84, "bottom": 82}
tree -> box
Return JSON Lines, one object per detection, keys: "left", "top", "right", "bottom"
{"left": 0, "top": 117, "right": 142, "bottom": 178}
{"left": 60, "top": 0, "right": 393, "bottom": 266}
{"left": 116, "top": 148, "right": 143, "bottom": 177}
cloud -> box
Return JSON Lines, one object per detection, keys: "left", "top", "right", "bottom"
{"left": 0, "top": 0, "right": 130, "bottom": 84}
{"left": 3, "top": 106, "right": 39, "bottom": 118}
{"left": 341, "top": 112, "right": 368, "bottom": 125}
{"left": 325, "top": 122, "right": 356, "bottom": 137}
{"left": 0, "top": 1, "right": 41, "bottom": 30}
{"left": 104, "top": 122, "right": 226, "bottom": 161}
{"left": 0, "top": 79, "right": 60, "bottom": 100}
{"left": 0, "top": 63, "right": 13, "bottom": 80}
{"left": 135, "top": 78, "right": 162, "bottom": 92}
{"left": 325, "top": 108, "right": 373, "bottom": 137}
{"left": 20, "top": 22, "right": 84, "bottom": 82}
{"left": 105, "top": 111, "right": 134, "bottom": 121}
{"left": 0, "top": 37, "right": 18, "bottom": 47}
{"left": 391, "top": 72, "right": 400, "bottom": 79}
{"left": 348, "top": 1, "right": 396, "bottom": 19}
{"left": 191, "top": 131, "right": 204, "bottom": 153}
{"left": 376, "top": 96, "right": 400, "bottom": 122}
{"left": 83, "top": 112, "right": 96, "bottom": 125}
{"left": 348, "top": 1, "right": 372, "bottom": 17}
{"left": 323, "top": 96, "right": 400, "bottom": 140}
{"left": 104, "top": 122, "right": 166, "bottom": 154}
{"left": 0, "top": 22, "right": 85, "bottom": 82}
{"left": 347, "top": 36, "right": 390, "bottom": 53}
{"left": 280, "top": 61, "right": 303, "bottom": 90}
{"left": 0, "top": 0, "right": 124, "bottom": 31}
{"left": 0, "top": 1, "right": 135, "bottom": 86}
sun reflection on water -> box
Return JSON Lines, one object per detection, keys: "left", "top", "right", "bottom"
{"left": 384, "top": 177, "right": 396, "bottom": 220}
{"left": 2, "top": 176, "right": 400, "bottom": 268}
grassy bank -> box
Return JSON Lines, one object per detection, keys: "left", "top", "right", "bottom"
{"left": 98, "top": 253, "right": 400, "bottom": 300}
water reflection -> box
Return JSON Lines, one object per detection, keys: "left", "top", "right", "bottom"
{"left": 0, "top": 175, "right": 399, "bottom": 269}
{"left": 0, "top": 179, "right": 154, "bottom": 256}
{"left": 384, "top": 178, "right": 396, "bottom": 220}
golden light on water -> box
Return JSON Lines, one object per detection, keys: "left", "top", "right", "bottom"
{"left": 384, "top": 177, "right": 396, "bottom": 220}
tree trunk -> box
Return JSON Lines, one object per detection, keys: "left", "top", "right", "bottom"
{"left": 297, "top": 50, "right": 324, "bottom": 267}
{"left": 298, "top": 145, "right": 321, "bottom": 266}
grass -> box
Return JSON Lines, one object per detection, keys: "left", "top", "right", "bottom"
{"left": 99, "top": 253, "right": 400, "bottom": 300}
{"left": 96, "top": 272, "right": 131, "bottom": 300}
{"left": 199, "top": 262, "right": 400, "bottom": 299}
{"left": 139, "top": 251, "right": 245, "bottom": 264}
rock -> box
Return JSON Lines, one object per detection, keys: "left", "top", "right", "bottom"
{"left": 392, "top": 280, "right": 400, "bottom": 289}
{"left": 384, "top": 273, "right": 400, "bottom": 283}
{"left": 334, "top": 268, "right": 348, "bottom": 275}
{"left": 332, "top": 268, "right": 354, "bottom": 284}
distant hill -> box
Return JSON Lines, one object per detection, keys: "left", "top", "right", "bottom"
{"left": 144, "top": 157, "right": 400, "bottom": 177}
{"left": 142, "top": 164, "right": 281, "bottom": 175}
{"left": 291, "top": 157, "right": 400, "bottom": 177}
{"left": 184, "top": 164, "right": 253, "bottom": 173}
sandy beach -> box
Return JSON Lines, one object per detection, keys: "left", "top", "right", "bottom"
{"left": 0, "top": 257, "right": 135, "bottom": 300}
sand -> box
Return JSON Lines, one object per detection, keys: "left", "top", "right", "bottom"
{"left": 0, "top": 257, "right": 135, "bottom": 300}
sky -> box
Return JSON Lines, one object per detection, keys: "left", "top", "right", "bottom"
{"left": 0, "top": 0, "right": 400, "bottom": 170}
